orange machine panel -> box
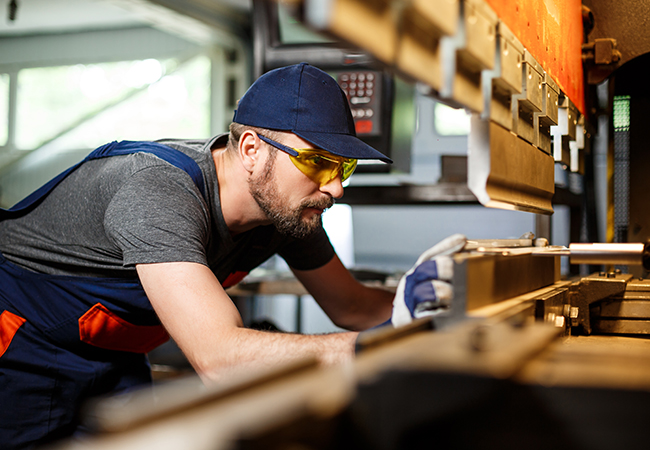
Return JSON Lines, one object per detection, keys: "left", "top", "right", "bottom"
{"left": 485, "top": 0, "right": 584, "bottom": 114}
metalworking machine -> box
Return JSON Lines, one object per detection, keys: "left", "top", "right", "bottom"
{"left": 52, "top": 239, "right": 650, "bottom": 450}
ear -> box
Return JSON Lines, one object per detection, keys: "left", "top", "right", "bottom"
{"left": 238, "top": 130, "right": 262, "bottom": 173}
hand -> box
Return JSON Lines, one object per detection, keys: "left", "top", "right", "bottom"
{"left": 391, "top": 234, "right": 467, "bottom": 327}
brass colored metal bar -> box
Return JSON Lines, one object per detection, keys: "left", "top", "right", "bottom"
{"left": 596, "top": 300, "right": 650, "bottom": 319}
{"left": 592, "top": 319, "right": 650, "bottom": 335}
{"left": 569, "top": 242, "right": 646, "bottom": 266}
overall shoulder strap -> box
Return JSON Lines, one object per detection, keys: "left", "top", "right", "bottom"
{"left": 1, "top": 141, "right": 208, "bottom": 218}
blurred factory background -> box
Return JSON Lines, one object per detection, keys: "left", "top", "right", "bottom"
{"left": 3, "top": 1, "right": 650, "bottom": 449}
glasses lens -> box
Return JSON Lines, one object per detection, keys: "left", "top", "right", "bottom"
{"left": 293, "top": 151, "right": 337, "bottom": 185}
{"left": 341, "top": 159, "right": 357, "bottom": 181}
{"left": 291, "top": 150, "right": 357, "bottom": 186}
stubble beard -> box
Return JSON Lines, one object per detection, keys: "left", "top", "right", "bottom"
{"left": 249, "top": 153, "right": 334, "bottom": 239}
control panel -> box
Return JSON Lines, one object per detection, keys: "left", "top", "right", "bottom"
{"left": 336, "top": 70, "right": 383, "bottom": 137}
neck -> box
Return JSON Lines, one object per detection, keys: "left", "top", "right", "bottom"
{"left": 212, "top": 148, "right": 271, "bottom": 235}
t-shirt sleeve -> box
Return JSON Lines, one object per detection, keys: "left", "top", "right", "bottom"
{"left": 277, "top": 226, "right": 336, "bottom": 271}
{"left": 104, "top": 165, "right": 211, "bottom": 267}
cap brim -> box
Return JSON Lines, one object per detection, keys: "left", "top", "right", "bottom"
{"left": 293, "top": 130, "right": 393, "bottom": 163}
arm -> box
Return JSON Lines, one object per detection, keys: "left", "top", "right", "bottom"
{"left": 291, "top": 254, "right": 395, "bottom": 331}
{"left": 136, "top": 261, "right": 357, "bottom": 384}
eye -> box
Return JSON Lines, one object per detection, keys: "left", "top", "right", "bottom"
{"left": 306, "top": 154, "right": 324, "bottom": 166}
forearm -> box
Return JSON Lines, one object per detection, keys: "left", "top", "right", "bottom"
{"left": 137, "top": 262, "right": 357, "bottom": 384}
{"left": 192, "top": 328, "right": 358, "bottom": 384}
{"left": 292, "top": 256, "right": 396, "bottom": 331}
{"left": 331, "top": 285, "right": 394, "bottom": 331}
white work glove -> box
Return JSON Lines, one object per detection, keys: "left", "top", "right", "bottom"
{"left": 391, "top": 234, "right": 467, "bottom": 327}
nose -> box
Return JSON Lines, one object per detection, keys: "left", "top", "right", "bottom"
{"left": 319, "top": 174, "right": 344, "bottom": 199}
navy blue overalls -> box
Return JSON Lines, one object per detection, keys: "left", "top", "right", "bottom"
{"left": 0, "top": 141, "right": 207, "bottom": 449}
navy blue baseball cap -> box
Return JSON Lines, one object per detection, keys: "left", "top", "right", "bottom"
{"left": 232, "top": 63, "right": 392, "bottom": 163}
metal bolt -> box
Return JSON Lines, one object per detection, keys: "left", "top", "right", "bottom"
{"left": 469, "top": 325, "right": 490, "bottom": 352}
{"left": 570, "top": 307, "right": 579, "bottom": 326}
{"left": 607, "top": 272, "right": 616, "bottom": 278}
{"left": 509, "top": 314, "right": 526, "bottom": 329}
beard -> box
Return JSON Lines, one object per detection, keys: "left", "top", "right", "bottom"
{"left": 249, "top": 153, "right": 334, "bottom": 239}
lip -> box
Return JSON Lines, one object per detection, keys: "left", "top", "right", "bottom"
{"left": 303, "top": 206, "right": 325, "bottom": 217}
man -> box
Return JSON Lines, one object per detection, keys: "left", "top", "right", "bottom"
{"left": 0, "top": 63, "right": 397, "bottom": 448}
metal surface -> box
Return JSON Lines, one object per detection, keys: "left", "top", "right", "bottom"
{"left": 583, "top": 0, "right": 650, "bottom": 84}
{"left": 395, "top": 0, "right": 459, "bottom": 93}
{"left": 570, "top": 271, "right": 632, "bottom": 335}
{"left": 619, "top": 277, "right": 650, "bottom": 295}
{"left": 338, "top": 183, "right": 581, "bottom": 207}
{"left": 349, "top": 320, "right": 562, "bottom": 450}
{"left": 439, "top": 0, "right": 497, "bottom": 113}
{"left": 465, "top": 241, "right": 650, "bottom": 336}
{"left": 589, "top": 278, "right": 650, "bottom": 336}
{"left": 551, "top": 95, "right": 578, "bottom": 168}
{"left": 468, "top": 116, "right": 555, "bottom": 214}
{"left": 483, "top": 242, "right": 650, "bottom": 271}
{"left": 569, "top": 242, "right": 646, "bottom": 267}
{"left": 534, "top": 72, "right": 560, "bottom": 154}
{"left": 533, "top": 285, "right": 572, "bottom": 336}
{"left": 460, "top": 251, "right": 560, "bottom": 311}
{"left": 512, "top": 50, "right": 544, "bottom": 145}
{"left": 485, "top": 0, "right": 584, "bottom": 113}
{"left": 465, "top": 237, "right": 534, "bottom": 250}
{"left": 355, "top": 317, "right": 434, "bottom": 353}
{"left": 305, "top": 0, "right": 398, "bottom": 65}
{"left": 598, "top": 300, "right": 650, "bottom": 318}
{"left": 340, "top": 183, "right": 477, "bottom": 204}
{"left": 419, "top": 249, "right": 560, "bottom": 332}
{"left": 481, "top": 21, "right": 524, "bottom": 130}
{"left": 592, "top": 319, "right": 650, "bottom": 335}
{"left": 56, "top": 358, "right": 356, "bottom": 450}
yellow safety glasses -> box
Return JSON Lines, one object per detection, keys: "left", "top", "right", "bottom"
{"left": 258, "top": 134, "right": 358, "bottom": 187}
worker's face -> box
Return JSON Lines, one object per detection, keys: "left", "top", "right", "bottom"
{"left": 248, "top": 134, "right": 342, "bottom": 239}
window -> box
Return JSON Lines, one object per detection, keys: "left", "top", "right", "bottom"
{"left": 0, "top": 73, "right": 8, "bottom": 147}
{"left": 434, "top": 102, "right": 471, "bottom": 136}
{"left": 15, "top": 55, "right": 210, "bottom": 151}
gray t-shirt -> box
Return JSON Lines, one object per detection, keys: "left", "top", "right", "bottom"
{"left": 0, "top": 135, "right": 335, "bottom": 284}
